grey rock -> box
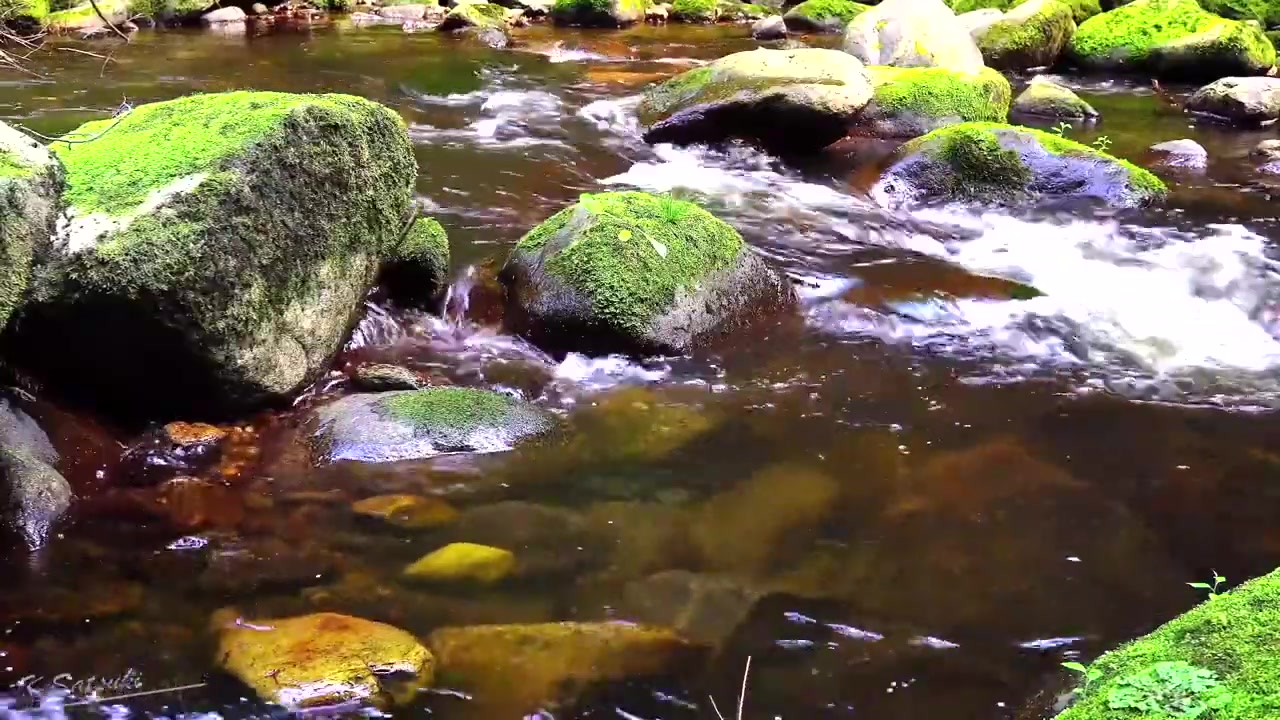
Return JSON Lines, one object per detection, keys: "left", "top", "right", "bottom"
{"left": 958, "top": 7, "right": 1002, "bottom": 39}
{"left": 751, "top": 14, "right": 786, "bottom": 39}
{"left": 251, "top": 2, "right": 269, "bottom": 14}
{"left": 1150, "top": 139, "right": 1208, "bottom": 169}
{"left": 0, "top": 398, "right": 72, "bottom": 550}
{"left": 202, "top": 5, "right": 247, "bottom": 22}
{"left": 1251, "top": 138, "right": 1280, "bottom": 162}
{"left": 1186, "top": 76, "right": 1280, "bottom": 126}
{"left": 1011, "top": 76, "right": 1098, "bottom": 119}
{"left": 377, "top": 3, "right": 428, "bottom": 18}
{"left": 843, "top": 0, "right": 984, "bottom": 74}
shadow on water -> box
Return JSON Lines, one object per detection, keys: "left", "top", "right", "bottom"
{"left": 2, "top": 19, "right": 1280, "bottom": 720}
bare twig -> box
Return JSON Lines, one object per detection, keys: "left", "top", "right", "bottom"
{"left": 708, "top": 656, "right": 752, "bottom": 720}
{"left": 17, "top": 98, "right": 132, "bottom": 145}
{"left": 87, "top": 0, "right": 130, "bottom": 41}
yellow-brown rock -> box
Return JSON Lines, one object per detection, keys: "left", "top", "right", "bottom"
{"left": 402, "top": 542, "right": 515, "bottom": 584}
{"left": 164, "top": 421, "right": 228, "bottom": 447}
{"left": 351, "top": 494, "right": 460, "bottom": 529}
{"left": 427, "top": 622, "right": 702, "bottom": 715}
{"left": 216, "top": 612, "right": 434, "bottom": 709}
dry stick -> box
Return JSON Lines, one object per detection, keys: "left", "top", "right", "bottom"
{"left": 707, "top": 655, "right": 753, "bottom": 720}
{"left": 88, "top": 0, "right": 130, "bottom": 41}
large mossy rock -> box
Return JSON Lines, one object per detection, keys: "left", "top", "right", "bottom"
{"left": 843, "top": 0, "right": 986, "bottom": 74}
{"left": 871, "top": 121, "right": 1166, "bottom": 207}
{"left": 1011, "top": 75, "right": 1098, "bottom": 118}
{"left": 216, "top": 612, "right": 435, "bottom": 710}
{"left": 8, "top": 92, "right": 421, "bottom": 418}
{"left": 550, "top": 0, "right": 644, "bottom": 26}
{"left": 669, "top": 0, "right": 717, "bottom": 22}
{"left": 0, "top": 122, "right": 61, "bottom": 333}
{"left": 499, "top": 192, "right": 795, "bottom": 356}
{"left": 0, "top": 397, "right": 71, "bottom": 550}
{"left": 1055, "top": 568, "right": 1280, "bottom": 720}
{"left": 1068, "top": 0, "right": 1276, "bottom": 80}
{"left": 637, "top": 48, "right": 874, "bottom": 152}
{"left": 427, "top": 622, "right": 703, "bottom": 716}
{"left": 951, "top": 0, "right": 1099, "bottom": 23}
{"left": 1200, "top": 0, "right": 1280, "bottom": 30}
{"left": 855, "top": 65, "right": 1011, "bottom": 138}
{"left": 976, "top": 0, "right": 1076, "bottom": 70}
{"left": 439, "top": 0, "right": 508, "bottom": 29}
{"left": 45, "top": 0, "right": 129, "bottom": 31}
{"left": 782, "top": 0, "right": 870, "bottom": 33}
{"left": 1185, "top": 76, "right": 1280, "bottom": 125}
{"left": 311, "top": 387, "right": 554, "bottom": 464}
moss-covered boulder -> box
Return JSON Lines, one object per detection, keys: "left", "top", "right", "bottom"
{"left": 550, "top": 0, "right": 644, "bottom": 26}
{"left": 0, "top": 122, "right": 60, "bottom": 334}
{"left": 1068, "top": 0, "right": 1276, "bottom": 80}
{"left": 439, "top": 0, "right": 507, "bottom": 29}
{"left": 0, "top": 397, "right": 71, "bottom": 550}
{"left": 976, "top": 0, "right": 1076, "bottom": 70}
{"left": 1056, "top": 568, "right": 1280, "bottom": 720}
{"left": 0, "top": 0, "right": 49, "bottom": 29}
{"left": 45, "top": 0, "right": 129, "bottom": 31}
{"left": 854, "top": 65, "right": 1011, "bottom": 138}
{"left": 872, "top": 121, "right": 1166, "bottom": 207}
{"left": 403, "top": 542, "right": 516, "bottom": 584}
{"left": 669, "top": 0, "right": 716, "bottom": 21}
{"left": 719, "top": 1, "right": 767, "bottom": 20}
{"left": 312, "top": 387, "right": 553, "bottom": 464}
{"left": 216, "top": 612, "right": 434, "bottom": 710}
{"left": 1011, "top": 75, "right": 1098, "bottom": 118}
{"left": 427, "top": 622, "right": 703, "bottom": 716}
{"left": 499, "top": 192, "right": 795, "bottom": 356}
{"left": 782, "top": 0, "right": 870, "bottom": 32}
{"left": 1185, "top": 76, "right": 1280, "bottom": 125}
{"left": 6, "top": 92, "right": 422, "bottom": 419}
{"left": 1200, "top": 0, "right": 1280, "bottom": 30}
{"left": 637, "top": 48, "right": 874, "bottom": 152}
{"left": 844, "top": 0, "right": 986, "bottom": 74}
{"left": 380, "top": 216, "right": 450, "bottom": 306}
{"left": 952, "top": 0, "right": 1100, "bottom": 22}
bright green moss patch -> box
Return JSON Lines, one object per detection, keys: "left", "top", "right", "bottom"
{"left": 950, "top": 0, "right": 1006, "bottom": 12}
{"left": 0, "top": 0, "right": 50, "bottom": 22}
{"left": 1201, "top": 0, "right": 1280, "bottom": 29}
{"left": 784, "top": 0, "right": 871, "bottom": 27}
{"left": 1014, "top": 0, "right": 1098, "bottom": 23}
{"left": 869, "top": 66, "right": 1011, "bottom": 124}
{"left": 451, "top": 0, "right": 506, "bottom": 25}
{"left": 671, "top": 0, "right": 715, "bottom": 20}
{"left": 0, "top": 150, "right": 31, "bottom": 179}
{"left": 515, "top": 192, "right": 744, "bottom": 336}
{"left": 398, "top": 216, "right": 449, "bottom": 270}
{"left": 380, "top": 387, "right": 518, "bottom": 429}
{"left": 978, "top": 0, "right": 1075, "bottom": 69}
{"left": 1056, "top": 568, "right": 1280, "bottom": 720}
{"left": 53, "top": 92, "right": 396, "bottom": 218}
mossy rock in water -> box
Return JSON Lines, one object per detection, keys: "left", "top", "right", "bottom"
{"left": 1011, "top": 75, "right": 1098, "bottom": 118}
{"left": 311, "top": 387, "right": 554, "bottom": 463}
{"left": 637, "top": 48, "right": 874, "bottom": 152}
{"left": 952, "top": 0, "right": 1100, "bottom": 22}
{"left": 380, "top": 215, "right": 450, "bottom": 305}
{"left": 550, "top": 0, "right": 645, "bottom": 26}
{"left": 216, "top": 612, "right": 434, "bottom": 710}
{"left": 855, "top": 65, "right": 1011, "bottom": 138}
{"left": 427, "top": 622, "right": 704, "bottom": 717}
{"left": 976, "top": 0, "right": 1076, "bottom": 70}
{"left": 0, "top": 397, "right": 72, "bottom": 550}
{"left": 1201, "top": 0, "right": 1280, "bottom": 30}
{"left": 1055, "top": 568, "right": 1280, "bottom": 720}
{"left": 844, "top": 0, "right": 986, "bottom": 74}
{"left": 872, "top": 121, "right": 1166, "bottom": 207}
{"left": 500, "top": 192, "right": 795, "bottom": 356}
{"left": 719, "top": 1, "right": 767, "bottom": 20}
{"left": 6, "top": 92, "right": 420, "bottom": 419}
{"left": 782, "top": 0, "right": 871, "bottom": 33}
{"left": 439, "top": 0, "right": 508, "bottom": 29}
{"left": 1068, "top": 0, "right": 1276, "bottom": 80}
{"left": 0, "top": 122, "right": 61, "bottom": 334}
{"left": 669, "top": 0, "right": 717, "bottom": 22}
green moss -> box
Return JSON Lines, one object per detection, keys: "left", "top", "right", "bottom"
{"left": 1201, "top": 0, "right": 1280, "bottom": 29}
{"left": 1069, "top": 0, "right": 1276, "bottom": 74}
{"left": 0, "top": 0, "right": 50, "bottom": 22}
{"left": 53, "top": 92, "right": 398, "bottom": 219}
{"left": 784, "top": 0, "right": 870, "bottom": 26}
{"left": 398, "top": 216, "right": 448, "bottom": 271}
{"left": 0, "top": 150, "right": 31, "bottom": 179}
{"left": 671, "top": 0, "right": 715, "bottom": 21}
{"left": 1056, "top": 568, "right": 1280, "bottom": 720}
{"left": 978, "top": 0, "right": 1075, "bottom": 68}
{"left": 515, "top": 192, "right": 744, "bottom": 336}
{"left": 380, "top": 387, "right": 518, "bottom": 429}
{"left": 1013, "top": 0, "right": 1099, "bottom": 22}
{"left": 454, "top": 0, "right": 506, "bottom": 23}
{"left": 869, "top": 66, "right": 1011, "bottom": 124}
{"left": 638, "top": 61, "right": 848, "bottom": 128}
{"left": 551, "top": 0, "right": 644, "bottom": 25}
{"left": 949, "top": 0, "right": 1007, "bottom": 12}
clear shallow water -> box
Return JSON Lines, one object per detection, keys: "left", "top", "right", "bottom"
{"left": 4, "top": 20, "right": 1280, "bottom": 720}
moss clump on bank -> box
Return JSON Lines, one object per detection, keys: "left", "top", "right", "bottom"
{"left": 1056, "top": 568, "right": 1280, "bottom": 720}
{"left": 550, "top": 0, "right": 645, "bottom": 26}
{"left": 869, "top": 66, "right": 1011, "bottom": 124}
{"left": 381, "top": 387, "right": 519, "bottom": 429}
{"left": 783, "top": 0, "right": 870, "bottom": 31}
{"left": 515, "top": 192, "right": 744, "bottom": 336}
{"left": 670, "top": 0, "right": 715, "bottom": 21}
{"left": 978, "top": 0, "right": 1076, "bottom": 70}
{"left": 0, "top": 0, "right": 50, "bottom": 23}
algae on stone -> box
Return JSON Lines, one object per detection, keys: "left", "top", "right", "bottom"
{"left": 1011, "top": 75, "right": 1098, "bottom": 118}
{"left": 1056, "top": 568, "right": 1280, "bottom": 720}
{"left": 670, "top": 0, "right": 716, "bottom": 21}
{"left": 403, "top": 542, "right": 516, "bottom": 583}
{"left": 1200, "top": 0, "right": 1280, "bottom": 30}
{"left": 782, "top": 0, "right": 870, "bottom": 33}
{"left": 0, "top": 122, "right": 61, "bottom": 335}
{"left": 856, "top": 65, "right": 1011, "bottom": 138}
{"left": 976, "top": 0, "right": 1076, "bottom": 70}
{"left": 381, "top": 215, "right": 450, "bottom": 305}
{"left": 550, "top": 0, "right": 645, "bottom": 26}
{"left": 439, "top": 0, "right": 507, "bottom": 29}
{"left": 1068, "top": 0, "right": 1276, "bottom": 79}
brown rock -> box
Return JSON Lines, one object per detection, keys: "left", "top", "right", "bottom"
{"left": 352, "top": 494, "right": 459, "bottom": 529}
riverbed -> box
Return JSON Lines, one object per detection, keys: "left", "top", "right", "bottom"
{"left": 4, "top": 19, "right": 1280, "bottom": 720}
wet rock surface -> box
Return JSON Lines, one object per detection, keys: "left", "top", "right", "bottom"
{"left": 0, "top": 398, "right": 71, "bottom": 549}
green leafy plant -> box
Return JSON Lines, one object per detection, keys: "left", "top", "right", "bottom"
{"left": 1188, "top": 571, "right": 1226, "bottom": 600}
{"left": 1106, "top": 661, "right": 1232, "bottom": 718}
{"left": 1092, "top": 135, "right": 1113, "bottom": 152}
{"left": 1051, "top": 121, "right": 1072, "bottom": 136}
{"left": 1063, "top": 661, "right": 1103, "bottom": 685}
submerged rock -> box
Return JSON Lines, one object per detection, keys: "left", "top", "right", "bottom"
{"left": 1150, "top": 139, "right": 1208, "bottom": 169}
{"left": 402, "top": 542, "right": 516, "bottom": 584}
{"left": 427, "top": 622, "right": 702, "bottom": 716}
{"left": 750, "top": 13, "right": 786, "bottom": 37}
{"left": 782, "top": 0, "right": 870, "bottom": 33}
{"left": 843, "top": 0, "right": 986, "bottom": 74}
{"left": 622, "top": 570, "right": 764, "bottom": 646}
{"left": 500, "top": 192, "right": 795, "bottom": 356}
{"left": 872, "top": 121, "right": 1167, "bottom": 208}
{"left": 855, "top": 65, "right": 1011, "bottom": 138}
{"left": 216, "top": 612, "right": 434, "bottom": 709}
{"left": 352, "top": 493, "right": 459, "bottom": 529}
{"left": 975, "top": 0, "right": 1076, "bottom": 71}
{"left": 9, "top": 92, "right": 419, "bottom": 418}
{"left": 0, "top": 121, "right": 61, "bottom": 334}
{"left": 550, "top": 0, "right": 644, "bottom": 26}
{"left": 312, "top": 387, "right": 554, "bottom": 464}
{"left": 637, "top": 48, "right": 873, "bottom": 153}
{"left": 1068, "top": 0, "right": 1275, "bottom": 80}
{"left": 350, "top": 363, "right": 427, "bottom": 392}
{"left": 1185, "top": 76, "right": 1280, "bottom": 126}
{"left": 0, "top": 398, "right": 71, "bottom": 550}
{"left": 1010, "top": 76, "right": 1098, "bottom": 119}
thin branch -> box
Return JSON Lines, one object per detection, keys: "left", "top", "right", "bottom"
{"left": 736, "top": 656, "right": 751, "bottom": 720}
{"left": 87, "top": 0, "right": 130, "bottom": 41}
{"left": 55, "top": 45, "right": 109, "bottom": 59}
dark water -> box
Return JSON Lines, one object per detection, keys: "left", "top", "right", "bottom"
{"left": 4, "top": 20, "right": 1280, "bottom": 720}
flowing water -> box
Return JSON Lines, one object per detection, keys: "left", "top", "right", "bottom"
{"left": 5, "top": 20, "right": 1280, "bottom": 720}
